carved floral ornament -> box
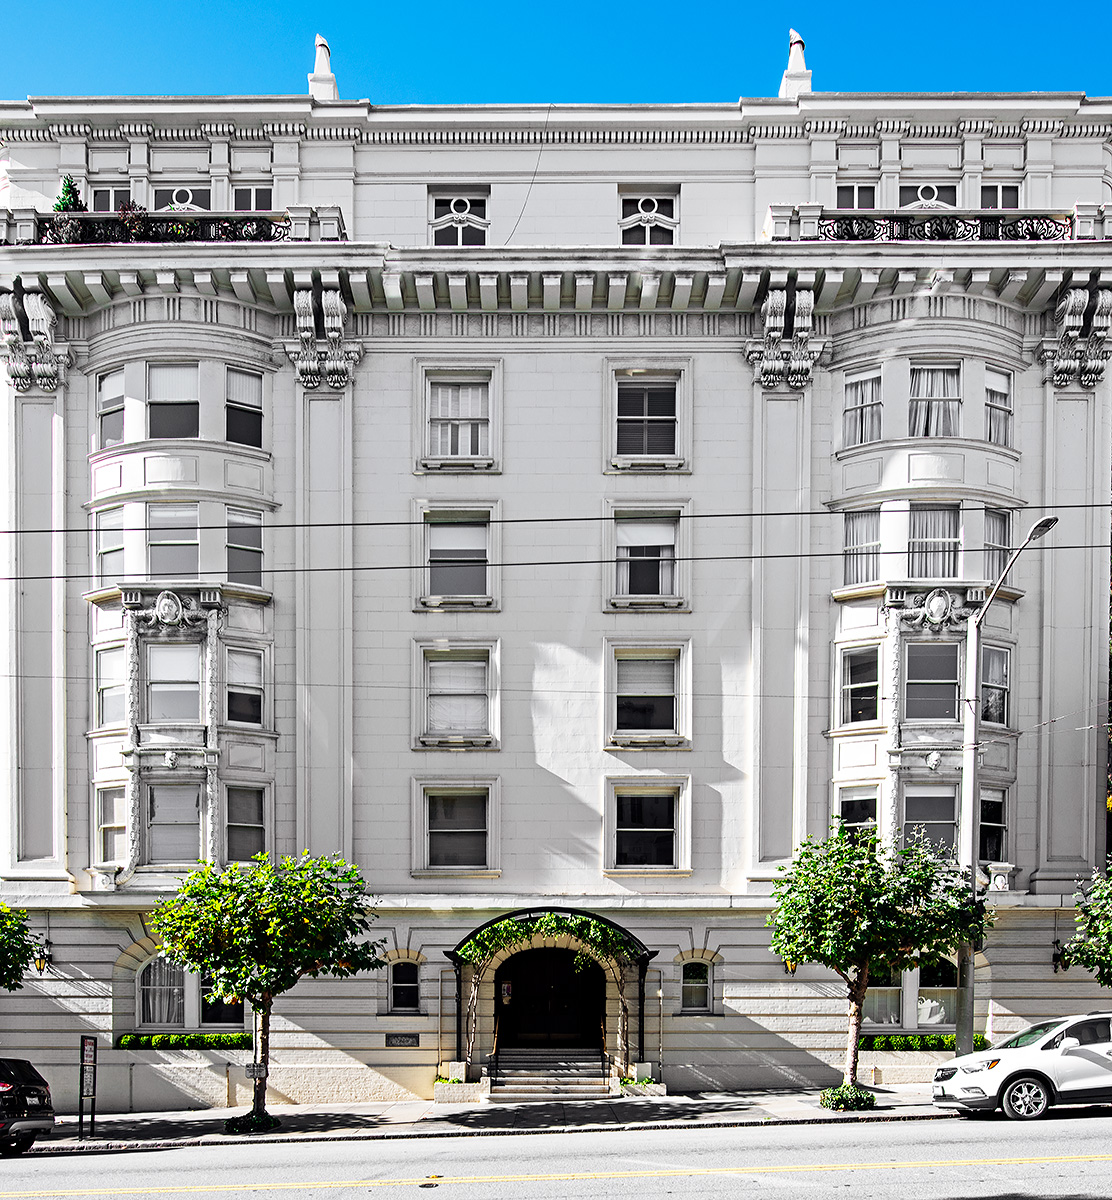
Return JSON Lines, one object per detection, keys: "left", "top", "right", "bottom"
{"left": 122, "top": 588, "right": 219, "bottom": 627}
{"left": 745, "top": 286, "right": 823, "bottom": 390}
{"left": 887, "top": 587, "right": 974, "bottom": 630}
{"left": 287, "top": 286, "right": 363, "bottom": 390}
{"left": 1041, "top": 284, "right": 1112, "bottom": 389}
{"left": 0, "top": 289, "right": 66, "bottom": 392}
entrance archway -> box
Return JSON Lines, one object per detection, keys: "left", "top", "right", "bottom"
{"left": 493, "top": 948, "right": 605, "bottom": 1048}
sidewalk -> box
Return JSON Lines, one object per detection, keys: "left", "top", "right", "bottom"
{"left": 32, "top": 1085, "right": 953, "bottom": 1153}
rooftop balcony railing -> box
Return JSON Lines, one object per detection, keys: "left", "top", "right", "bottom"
{"left": 765, "top": 202, "right": 1106, "bottom": 243}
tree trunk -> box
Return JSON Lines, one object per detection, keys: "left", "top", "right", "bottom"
{"left": 844, "top": 977, "right": 867, "bottom": 1087}
{"left": 252, "top": 997, "right": 271, "bottom": 1119}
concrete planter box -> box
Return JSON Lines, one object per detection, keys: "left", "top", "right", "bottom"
{"left": 620, "top": 1082, "right": 667, "bottom": 1097}
{"left": 858, "top": 1051, "right": 951, "bottom": 1085}
{"left": 434, "top": 1079, "right": 490, "bottom": 1103}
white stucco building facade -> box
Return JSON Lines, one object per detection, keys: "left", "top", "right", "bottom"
{"left": 1, "top": 36, "right": 1110, "bottom": 1110}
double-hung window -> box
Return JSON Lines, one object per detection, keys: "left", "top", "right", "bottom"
{"left": 226, "top": 648, "right": 264, "bottom": 725}
{"left": 147, "top": 784, "right": 202, "bottom": 863}
{"left": 904, "top": 643, "right": 959, "bottom": 721}
{"left": 427, "top": 378, "right": 490, "bottom": 464}
{"left": 613, "top": 515, "right": 679, "bottom": 605}
{"left": 903, "top": 786, "right": 957, "bottom": 854}
{"left": 981, "top": 646, "right": 1010, "bottom": 726}
{"left": 226, "top": 369, "right": 263, "bottom": 447}
{"left": 836, "top": 184, "right": 876, "bottom": 209}
{"left": 609, "top": 644, "right": 688, "bottom": 746}
{"left": 843, "top": 510, "right": 880, "bottom": 586}
{"left": 390, "top": 962, "right": 420, "bottom": 1012}
{"left": 430, "top": 193, "right": 488, "bottom": 246}
{"left": 417, "top": 786, "right": 493, "bottom": 872}
{"left": 619, "top": 195, "right": 677, "bottom": 245}
{"left": 148, "top": 504, "right": 198, "bottom": 579}
{"left": 226, "top": 786, "right": 266, "bottom": 861}
{"left": 147, "top": 643, "right": 201, "bottom": 722}
{"left": 981, "top": 184, "right": 1020, "bottom": 209}
{"left": 96, "top": 785, "right": 127, "bottom": 866}
{"left": 980, "top": 788, "right": 1007, "bottom": 862}
{"left": 96, "top": 646, "right": 126, "bottom": 726}
{"left": 909, "top": 365, "right": 961, "bottom": 437}
{"left": 233, "top": 186, "right": 273, "bottom": 212}
{"left": 421, "top": 648, "right": 493, "bottom": 746}
{"left": 843, "top": 373, "right": 881, "bottom": 447}
{"left": 680, "top": 962, "right": 711, "bottom": 1012}
{"left": 616, "top": 381, "right": 677, "bottom": 458}
{"left": 985, "top": 368, "right": 1013, "bottom": 446}
{"left": 836, "top": 785, "right": 878, "bottom": 833}
{"left": 92, "top": 186, "right": 131, "bottom": 213}
{"left": 908, "top": 504, "right": 960, "bottom": 579}
{"left": 841, "top": 646, "right": 880, "bottom": 724}
{"left": 148, "top": 364, "right": 199, "bottom": 439}
{"left": 606, "top": 776, "right": 688, "bottom": 873}
{"left": 96, "top": 507, "right": 125, "bottom": 584}
{"left": 97, "top": 370, "right": 125, "bottom": 448}
{"left": 425, "top": 519, "right": 490, "bottom": 604}
{"left": 984, "top": 509, "right": 1011, "bottom": 579}
{"left": 227, "top": 509, "right": 263, "bottom": 588}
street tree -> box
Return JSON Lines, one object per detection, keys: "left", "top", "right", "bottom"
{"left": 150, "top": 852, "right": 385, "bottom": 1132}
{"left": 767, "top": 825, "right": 989, "bottom": 1102}
{"left": 0, "top": 903, "right": 37, "bottom": 992}
{"left": 1066, "top": 870, "right": 1112, "bottom": 987}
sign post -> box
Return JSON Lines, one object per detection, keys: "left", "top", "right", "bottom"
{"left": 78, "top": 1036, "right": 97, "bottom": 1139}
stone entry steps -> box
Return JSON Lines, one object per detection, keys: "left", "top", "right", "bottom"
{"left": 487, "top": 1048, "right": 613, "bottom": 1103}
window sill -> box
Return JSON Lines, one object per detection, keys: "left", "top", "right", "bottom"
{"left": 609, "top": 457, "right": 687, "bottom": 473}
{"left": 608, "top": 597, "right": 688, "bottom": 611}
{"left": 608, "top": 735, "right": 689, "bottom": 749}
{"left": 419, "top": 596, "right": 497, "bottom": 610}
{"left": 410, "top": 868, "right": 501, "bottom": 878}
{"left": 417, "top": 735, "right": 496, "bottom": 749}
{"left": 603, "top": 867, "right": 693, "bottom": 878}
{"left": 419, "top": 457, "right": 498, "bottom": 473}
{"left": 674, "top": 1010, "right": 722, "bottom": 1018}
{"left": 835, "top": 436, "right": 1020, "bottom": 463}
{"left": 829, "top": 723, "right": 886, "bottom": 736}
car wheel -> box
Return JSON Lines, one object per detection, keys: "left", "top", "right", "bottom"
{"left": 0, "top": 1135, "right": 34, "bottom": 1156}
{"left": 1001, "top": 1076, "right": 1051, "bottom": 1120}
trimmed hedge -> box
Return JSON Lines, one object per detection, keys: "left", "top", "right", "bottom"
{"left": 859, "top": 1032, "right": 990, "bottom": 1052}
{"left": 820, "top": 1084, "right": 876, "bottom": 1111}
{"left": 116, "top": 1032, "right": 252, "bottom": 1050}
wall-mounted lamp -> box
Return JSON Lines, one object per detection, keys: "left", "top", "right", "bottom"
{"left": 1052, "top": 938, "right": 1070, "bottom": 974}
{"left": 32, "top": 939, "right": 52, "bottom": 976}
{"left": 782, "top": 960, "right": 797, "bottom": 976}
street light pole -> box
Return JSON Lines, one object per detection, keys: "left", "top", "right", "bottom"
{"left": 955, "top": 514, "right": 1058, "bottom": 1056}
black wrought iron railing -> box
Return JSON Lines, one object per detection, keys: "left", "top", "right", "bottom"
{"left": 38, "top": 210, "right": 292, "bottom": 245}
{"left": 817, "top": 210, "right": 1072, "bottom": 243}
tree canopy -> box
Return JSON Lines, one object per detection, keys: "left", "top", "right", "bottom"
{"left": 0, "top": 903, "right": 37, "bottom": 993}
{"left": 1066, "top": 870, "right": 1112, "bottom": 988}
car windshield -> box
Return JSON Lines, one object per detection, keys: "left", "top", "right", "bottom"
{"left": 0, "top": 1060, "right": 48, "bottom": 1086}
{"left": 995, "top": 1019, "right": 1067, "bottom": 1050}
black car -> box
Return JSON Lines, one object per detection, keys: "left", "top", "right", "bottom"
{"left": 0, "top": 1059, "right": 54, "bottom": 1155}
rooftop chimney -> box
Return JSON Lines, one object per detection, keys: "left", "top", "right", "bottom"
{"left": 778, "top": 29, "right": 812, "bottom": 99}
{"left": 308, "top": 34, "right": 339, "bottom": 101}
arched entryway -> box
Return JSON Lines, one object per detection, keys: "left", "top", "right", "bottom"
{"left": 493, "top": 948, "right": 605, "bottom": 1048}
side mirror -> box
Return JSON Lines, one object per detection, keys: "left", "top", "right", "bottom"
{"left": 1059, "top": 1036, "right": 1080, "bottom": 1051}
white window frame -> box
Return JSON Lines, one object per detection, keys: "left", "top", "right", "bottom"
{"left": 136, "top": 955, "right": 248, "bottom": 1030}
{"left": 843, "top": 509, "right": 881, "bottom": 587}
{"left": 410, "top": 776, "right": 501, "bottom": 877}
{"left": 679, "top": 958, "right": 713, "bottom": 1013}
{"left": 225, "top": 783, "right": 268, "bottom": 863}
{"left": 232, "top": 184, "right": 274, "bottom": 212}
{"left": 94, "top": 783, "right": 128, "bottom": 868}
{"left": 147, "top": 362, "right": 200, "bottom": 440}
{"left": 415, "top": 502, "right": 501, "bottom": 610}
{"left": 980, "top": 183, "right": 1021, "bottom": 210}
{"left": 909, "top": 363, "right": 962, "bottom": 438}
{"left": 225, "top": 367, "right": 264, "bottom": 448}
{"left": 605, "top": 638, "right": 691, "bottom": 748}
{"left": 225, "top": 644, "right": 266, "bottom": 727}
{"left": 984, "top": 367, "right": 1013, "bottom": 447}
{"left": 144, "top": 781, "right": 204, "bottom": 866}
{"left": 145, "top": 641, "right": 203, "bottom": 724}
{"left": 92, "top": 185, "right": 131, "bottom": 213}
{"left": 842, "top": 371, "right": 882, "bottom": 448}
{"left": 904, "top": 642, "right": 960, "bottom": 722}
{"left": 226, "top": 507, "right": 264, "bottom": 589}
{"left": 834, "top": 784, "right": 879, "bottom": 834}
{"left": 97, "top": 369, "right": 125, "bottom": 449}
{"left": 95, "top": 644, "right": 127, "bottom": 727}
{"left": 414, "top": 358, "right": 502, "bottom": 473}
{"left": 606, "top": 502, "right": 689, "bottom": 610}
{"left": 902, "top": 783, "right": 957, "bottom": 856}
{"left": 604, "top": 775, "right": 691, "bottom": 875}
{"left": 907, "top": 504, "right": 961, "bottom": 580}
{"left": 96, "top": 506, "right": 126, "bottom": 585}
{"left": 979, "top": 786, "right": 1008, "bottom": 864}
{"left": 983, "top": 508, "right": 1011, "bottom": 580}
{"left": 835, "top": 182, "right": 877, "bottom": 210}
{"left": 606, "top": 359, "right": 692, "bottom": 473}
{"left": 429, "top": 189, "right": 490, "bottom": 246}
{"left": 387, "top": 959, "right": 422, "bottom": 1014}
{"left": 412, "top": 637, "right": 499, "bottom": 749}
{"left": 618, "top": 189, "right": 679, "bottom": 245}
{"left": 147, "top": 503, "right": 199, "bottom": 580}
{"left": 838, "top": 643, "right": 881, "bottom": 727}
{"left": 980, "top": 644, "right": 1011, "bottom": 727}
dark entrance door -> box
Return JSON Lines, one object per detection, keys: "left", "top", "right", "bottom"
{"left": 494, "top": 948, "right": 604, "bottom": 1048}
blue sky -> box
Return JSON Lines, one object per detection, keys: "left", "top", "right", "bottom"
{"left": 7, "top": 2, "right": 1112, "bottom": 105}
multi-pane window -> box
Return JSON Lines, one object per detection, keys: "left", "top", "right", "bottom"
{"left": 979, "top": 788, "right": 1007, "bottom": 861}
{"left": 616, "top": 382, "right": 677, "bottom": 457}
{"left": 226, "top": 786, "right": 266, "bottom": 861}
{"left": 909, "top": 366, "right": 961, "bottom": 437}
{"left": 427, "top": 522, "right": 488, "bottom": 597}
{"left": 390, "top": 962, "right": 420, "bottom": 1012}
{"left": 615, "top": 517, "right": 677, "bottom": 599}
{"left": 92, "top": 186, "right": 131, "bottom": 213}
{"left": 426, "top": 791, "right": 488, "bottom": 869}
{"left": 97, "top": 369, "right": 125, "bottom": 448}
{"left": 908, "top": 504, "right": 960, "bottom": 579}
{"left": 226, "top": 369, "right": 263, "bottom": 447}
{"left": 843, "top": 373, "right": 882, "bottom": 447}
{"left": 139, "top": 958, "right": 244, "bottom": 1027}
{"left": 615, "top": 793, "right": 676, "bottom": 868}
{"left": 985, "top": 368, "right": 1013, "bottom": 446}
{"left": 96, "top": 507, "right": 125, "bottom": 584}
{"left": 843, "top": 509, "right": 880, "bottom": 586}
{"left": 147, "top": 643, "right": 201, "bottom": 722}
{"left": 619, "top": 196, "right": 677, "bottom": 245}
{"left": 147, "top": 784, "right": 201, "bottom": 863}
{"left": 430, "top": 194, "right": 488, "bottom": 246}
{"left": 428, "top": 380, "right": 490, "bottom": 460}
{"left": 226, "top": 648, "right": 264, "bottom": 725}
{"left": 148, "top": 364, "right": 200, "bottom": 439}
{"left": 899, "top": 183, "right": 957, "bottom": 206}
{"left": 233, "top": 186, "right": 273, "bottom": 212}
{"left": 227, "top": 509, "right": 263, "bottom": 587}
{"left": 981, "top": 184, "right": 1020, "bottom": 209}
{"left": 863, "top": 966, "right": 901, "bottom": 1026}
{"left": 200, "top": 973, "right": 244, "bottom": 1025}
{"left": 981, "top": 646, "right": 1010, "bottom": 726}
{"left": 96, "top": 646, "right": 126, "bottom": 726}
{"left": 96, "top": 786, "right": 127, "bottom": 865}
{"left": 904, "top": 643, "right": 960, "bottom": 720}
{"left": 615, "top": 655, "right": 677, "bottom": 733}
{"left": 841, "top": 647, "right": 880, "bottom": 724}
{"left": 917, "top": 960, "right": 958, "bottom": 1026}
{"left": 903, "top": 787, "right": 956, "bottom": 854}
{"left": 836, "top": 184, "right": 876, "bottom": 209}
{"left": 424, "top": 652, "right": 490, "bottom": 742}
{"left": 837, "top": 785, "right": 878, "bottom": 833}
{"left": 153, "top": 186, "right": 211, "bottom": 211}
{"left": 148, "top": 504, "right": 198, "bottom": 578}
{"left": 984, "top": 508, "right": 1011, "bottom": 579}
{"left": 681, "top": 962, "right": 710, "bottom": 1011}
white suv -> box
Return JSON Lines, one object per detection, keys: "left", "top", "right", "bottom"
{"left": 933, "top": 1012, "right": 1112, "bottom": 1120}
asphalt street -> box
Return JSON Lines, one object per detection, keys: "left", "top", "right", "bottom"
{"left": 5, "top": 1109, "right": 1112, "bottom": 1199}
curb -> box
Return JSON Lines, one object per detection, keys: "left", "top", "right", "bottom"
{"left": 31, "top": 1107, "right": 956, "bottom": 1155}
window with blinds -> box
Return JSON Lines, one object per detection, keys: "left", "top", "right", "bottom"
{"left": 616, "top": 382, "right": 677, "bottom": 457}
{"left": 147, "top": 785, "right": 201, "bottom": 863}
{"left": 424, "top": 655, "right": 490, "bottom": 742}
{"left": 615, "top": 656, "right": 677, "bottom": 733}
{"left": 148, "top": 363, "right": 199, "bottom": 439}
{"left": 615, "top": 517, "right": 677, "bottom": 598}
{"left": 841, "top": 646, "right": 880, "bottom": 724}
{"left": 909, "top": 365, "right": 961, "bottom": 438}
{"left": 226, "top": 368, "right": 263, "bottom": 447}
{"left": 428, "top": 381, "right": 490, "bottom": 460}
